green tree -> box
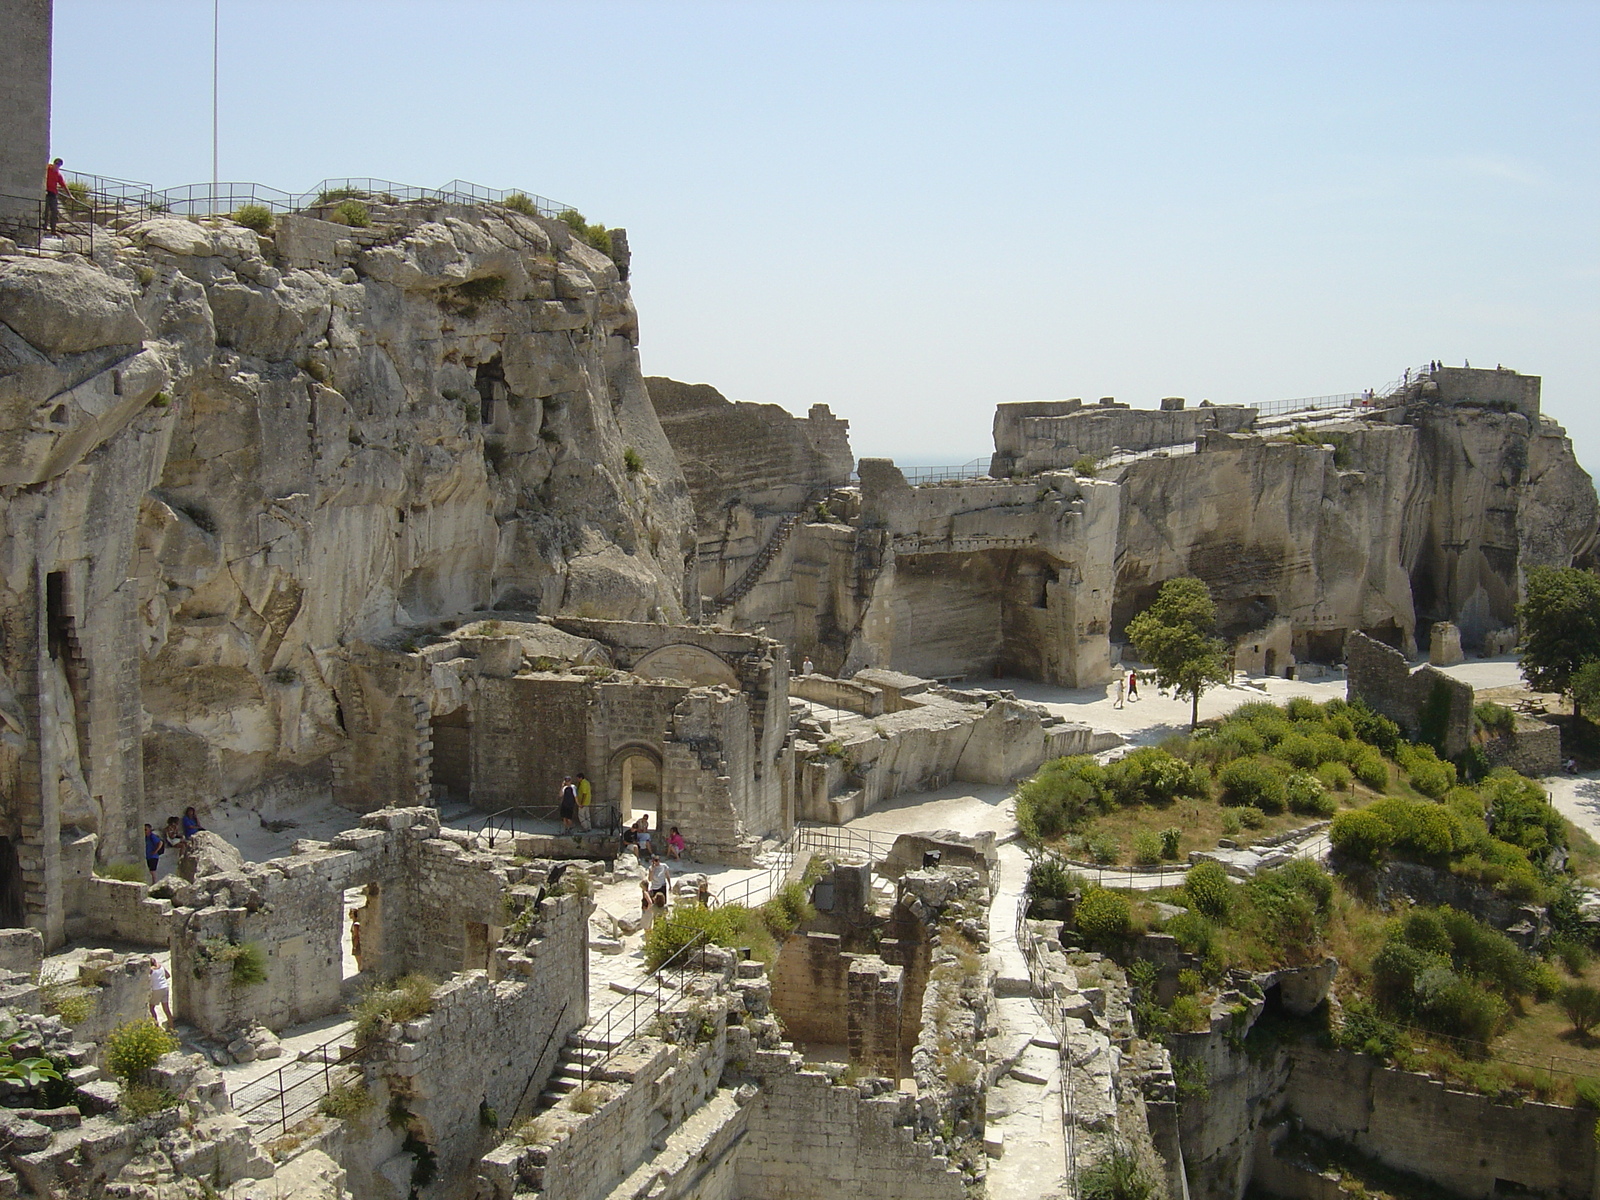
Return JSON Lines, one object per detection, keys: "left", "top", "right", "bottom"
{"left": 1573, "top": 661, "right": 1600, "bottom": 729}
{"left": 1519, "top": 567, "right": 1600, "bottom": 719}
{"left": 1125, "top": 578, "right": 1232, "bottom": 729}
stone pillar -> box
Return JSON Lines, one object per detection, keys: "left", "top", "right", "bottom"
{"left": 0, "top": 0, "right": 51, "bottom": 230}
{"left": 1429, "top": 621, "right": 1464, "bottom": 667}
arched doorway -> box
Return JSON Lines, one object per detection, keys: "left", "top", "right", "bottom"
{"left": 609, "top": 745, "right": 663, "bottom": 824}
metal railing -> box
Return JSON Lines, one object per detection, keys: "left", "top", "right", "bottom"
{"left": 231, "top": 1032, "right": 368, "bottom": 1141}
{"left": 0, "top": 185, "right": 109, "bottom": 255}
{"left": 572, "top": 930, "right": 711, "bottom": 1088}
{"left": 795, "top": 822, "right": 895, "bottom": 862}
{"left": 1247, "top": 392, "right": 1366, "bottom": 418}
{"left": 900, "top": 458, "right": 990, "bottom": 485}
{"left": 1013, "top": 882, "right": 1079, "bottom": 1191}
{"left": 475, "top": 803, "right": 622, "bottom": 848}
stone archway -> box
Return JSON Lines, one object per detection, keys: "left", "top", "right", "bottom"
{"left": 608, "top": 743, "right": 663, "bottom": 824}
{"left": 631, "top": 644, "right": 739, "bottom": 688}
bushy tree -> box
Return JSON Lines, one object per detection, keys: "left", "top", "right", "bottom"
{"left": 1125, "top": 577, "right": 1233, "bottom": 729}
{"left": 1519, "top": 566, "right": 1600, "bottom": 719}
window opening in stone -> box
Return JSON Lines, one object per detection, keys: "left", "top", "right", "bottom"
{"left": 464, "top": 921, "right": 491, "bottom": 973}
{"left": 474, "top": 358, "right": 507, "bottom": 426}
{"left": 346, "top": 883, "right": 379, "bottom": 981}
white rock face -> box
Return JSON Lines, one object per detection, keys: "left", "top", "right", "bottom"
{"left": 0, "top": 204, "right": 694, "bottom": 924}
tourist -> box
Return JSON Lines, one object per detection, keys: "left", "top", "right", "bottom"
{"left": 1127, "top": 670, "right": 1139, "bottom": 701}
{"left": 575, "top": 773, "right": 592, "bottom": 830}
{"left": 696, "top": 877, "right": 711, "bottom": 906}
{"left": 144, "top": 823, "right": 165, "bottom": 882}
{"left": 558, "top": 776, "right": 578, "bottom": 832}
{"left": 639, "top": 878, "right": 656, "bottom": 931}
{"left": 182, "top": 806, "right": 203, "bottom": 839}
{"left": 164, "top": 815, "right": 184, "bottom": 848}
{"left": 647, "top": 855, "right": 671, "bottom": 910}
{"left": 44, "top": 158, "right": 65, "bottom": 233}
{"left": 1567, "top": 758, "right": 1579, "bottom": 775}
{"left": 148, "top": 957, "right": 172, "bottom": 1026}
{"left": 667, "top": 826, "right": 686, "bottom": 860}
{"left": 1115, "top": 677, "right": 1125, "bottom": 709}
{"left": 634, "top": 815, "right": 653, "bottom": 861}
{"left": 801, "top": 656, "right": 814, "bottom": 675}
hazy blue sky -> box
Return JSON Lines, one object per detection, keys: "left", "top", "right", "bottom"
{"left": 51, "top": 1, "right": 1599, "bottom": 472}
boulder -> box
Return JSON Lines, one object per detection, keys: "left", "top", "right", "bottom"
{"left": 178, "top": 831, "right": 245, "bottom": 882}
{"left": 0, "top": 258, "right": 146, "bottom": 354}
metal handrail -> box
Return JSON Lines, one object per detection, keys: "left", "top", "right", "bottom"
{"left": 900, "top": 458, "right": 990, "bottom": 485}
{"left": 1013, "top": 885, "right": 1078, "bottom": 1189}
{"left": 1247, "top": 392, "right": 1365, "bottom": 417}
{"left": 474, "top": 803, "right": 622, "bottom": 848}
{"left": 573, "top": 930, "right": 711, "bottom": 1088}
{"left": 231, "top": 1032, "right": 368, "bottom": 1140}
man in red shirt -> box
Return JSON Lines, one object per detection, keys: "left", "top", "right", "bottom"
{"left": 45, "top": 158, "right": 66, "bottom": 233}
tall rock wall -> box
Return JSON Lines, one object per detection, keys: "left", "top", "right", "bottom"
{"left": 0, "top": 203, "right": 693, "bottom": 941}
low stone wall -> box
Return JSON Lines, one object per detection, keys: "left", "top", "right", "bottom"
{"left": 1484, "top": 715, "right": 1562, "bottom": 777}
{"left": 791, "top": 674, "right": 886, "bottom": 716}
{"left": 69, "top": 877, "right": 173, "bottom": 947}
{"left": 1285, "top": 1043, "right": 1596, "bottom": 1199}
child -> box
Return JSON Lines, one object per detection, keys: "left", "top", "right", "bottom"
{"left": 667, "top": 826, "right": 686, "bottom": 861}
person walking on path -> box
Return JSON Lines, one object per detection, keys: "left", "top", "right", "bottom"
{"left": 144, "top": 823, "right": 166, "bottom": 883}
{"left": 44, "top": 159, "right": 66, "bottom": 233}
{"left": 1115, "top": 677, "right": 1125, "bottom": 709}
{"left": 575, "top": 773, "right": 592, "bottom": 831}
{"left": 1127, "top": 670, "right": 1140, "bottom": 701}
{"left": 148, "top": 957, "right": 173, "bottom": 1026}
{"left": 558, "top": 776, "right": 578, "bottom": 832}
{"left": 647, "top": 856, "right": 671, "bottom": 910}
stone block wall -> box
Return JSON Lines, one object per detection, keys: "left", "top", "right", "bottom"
{"left": 1345, "top": 631, "right": 1474, "bottom": 757}
{"left": 0, "top": 0, "right": 50, "bottom": 227}
{"left": 736, "top": 1052, "right": 965, "bottom": 1200}
{"left": 990, "top": 401, "right": 1256, "bottom": 476}
{"left": 790, "top": 674, "right": 885, "bottom": 716}
{"left": 1432, "top": 365, "right": 1541, "bottom": 420}
{"left": 367, "top": 891, "right": 589, "bottom": 1193}
{"left": 1484, "top": 715, "right": 1562, "bottom": 778}
{"left": 67, "top": 877, "right": 172, "bottom": 946}
{"left": 1285, "top": 1043, "right": 1594, "bottom": 1199}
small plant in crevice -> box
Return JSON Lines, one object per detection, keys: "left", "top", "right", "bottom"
{"left": 105, "top": 1018, "right": 178, "bottom": 1083}
{"left": 318, "top": 1079, "right": 374, "bottom": 1120}
{"left": 623, "top": 446, "right": 644, "bottom": 474}
{"left": 331, "top": 199, "right": 371, "bottom": 228}
{"left": 502, "top": 192, "right": 539, "bottom": 217}
{"left": 195, "top": 938, "right": 268, "bottom": 987}
{"left": 232, "top": 203, "right": 274, "bottom": 233}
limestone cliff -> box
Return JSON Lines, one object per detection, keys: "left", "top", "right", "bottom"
{"left": 0, "top": 203, "right": 693, "bottom": 914}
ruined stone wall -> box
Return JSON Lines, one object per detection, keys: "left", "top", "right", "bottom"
{"left": 1283, "top": 1043, "right": 1595, "bottom": 1199}
{"left": 1344, "top": 631, "right": 1473, "bottom": 757}
{"left": 1484, "top": 715, "right": 1562, "bottom": 777}
{"left": 647, "top": 377, "right": 851, "bottom": 525}
{"left": 365, "top": 892, "right": 590, "bottom": 1195}
{"left": 471, "top": 674, "right": 591, "bottom": 811}
{"left": 1432, "top": 365, "right": 1541, "bottom": 419}
{"left": 991, "top": 401, "right": 1257, "bottom": 475}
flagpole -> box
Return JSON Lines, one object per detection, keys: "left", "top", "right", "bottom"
{"left": 212, "top": 0, "right": 219, "bottom": 212}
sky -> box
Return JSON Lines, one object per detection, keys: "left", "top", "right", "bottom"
{"left": 50, "top": 1, "right": 1600, "bottom": 472}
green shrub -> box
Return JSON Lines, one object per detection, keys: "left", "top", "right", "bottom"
{"left": 1330, "top": 808, "right": 1395, "bottom": 862}
{"left": 623, "top": 446, "right": 644, "bottom": 474}
{"left": 1220, "top": 809, "right": 1242, "bottom": 836}
{"left": 1315, "top": 761, "right": 1353, "bottom": 792}
{"left": 1103, "top": 747, "right": 1210, "bottom": 807}
{"left": 1475, "top": 701, "right": 1516, "bottom": 735}
{"left": 105, "top": 1019, "right": 178, "bottom": 1082}
{"left": 331, "top": 199, "right": 371, "bottom": 228}
{"left": 1165, "top": 910, "right": 1215, "bottom": 957}
{"left": 1483, "top": 770, "right": 1566, "bottom": 857}
{"left": 1367, "top": 798, "right": 1459, "bottom": 859}
{"left": 1088, "top": 832, "right": 1121, "bottom": 864}
{"left": 119, "top": 1083, "right": 179, "bottom": 1119}
{"left": 1072, "top": 454, "right": 1099, "bottom": 477}
{"left": 1079, "top": 1145, "right": 1154, "bottom": 1200}
{"left": 1173, "top": 1056, "right": 1210, "bottom": 1101}
{"left": 1350, "top": 746, "right": 1390, "bottom": 791}
{"left": 1014, "top": 755, "right": 1105, "bottom": 842}
{"left": 502, "top": 192, "right": 539, "bottom": 216}
{"left": 1551, "top": 936, "right": 1592, "bottom": 976}
{"left": 232, "top": 203, "right": 273, "bottom": 233}
{"left": 1167, "top": 993, "right": 1208, "bottom": 1032}
{"left": 1236, "top": 805, "right": 1266, "bottom": 829}
{"left": 1026, "top": 857, "right": 1081, "bottom": 917}
{"left": 1133, "top": 831, "right": 1163, "bottom": 866}
{"left": 644, "top": 902, "right": 777, "bottom": 970}
{"left": 1184, "top": 862, "right": 1234, "bottom": 922}
{"left": 1285, "top": 772, "right": 1335, "bottom": 816}
{"left": 1159, "top": 827, "right": 1182, "bottom": 860}
{"left": 1576, "top": 1077, "right": 1600, "bottom": 1109}
{"left": 350, "top": 974, "right": 436, "bottom": 1044}
{"left": 1347, "top": 700, "right": 1401, "bottom": 753}
{"left": 1219, "top": 758, "right": 1285, "bottom": 813}
{"left": 1397, "top": 742, "right": 1456, "bottom": 798}
{"left": 1285, "top": 696, "right": 1321, "bottom": 722}
{"left": 1176, "top": 968, "right": 1202, "bottom": 995}
{"left": 198, "top": 938, "right": 268, "bottom": 987}
{"left": 50, "top": 993, "right": 94, "bottom": 1026}
{"left": 95, "top": 861, "right": 147, "bottom": 883}
{"left": 759, "top": 880, "right": 815, "bottom": 937}
{"left": 1075, "top": 888, "right": 1131, "bottom": 945}
{"left": 319, "top": 1080, "right": 374, "bottom": 1119}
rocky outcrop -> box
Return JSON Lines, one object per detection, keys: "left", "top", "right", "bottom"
{"left": 0, "top": 203, "right": 693, "bottom": 935}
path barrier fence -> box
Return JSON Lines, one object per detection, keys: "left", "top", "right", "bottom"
{"left": 231, "top": 1031, "right": 369, "bottom": 1141}
{"left": 573, "top": 930, "right": 712, "bottom": 1089}
{"left": 474, "top": 803, "right": 623, "bottom": 848}
{"left": 1013, "top": 869, "right": 1079, "bottom": 1191}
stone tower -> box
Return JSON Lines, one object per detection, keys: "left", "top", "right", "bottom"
{"left": 0, "top": 0, "right": 52, "bottom": 230}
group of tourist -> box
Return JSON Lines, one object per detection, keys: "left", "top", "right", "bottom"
{"left": 557, "top": 773, "right": 593, "bottom": 830}
{"left": 142, "top": 807, "right": 204, "bottom": 882}
{"left": 1113, "top": 670, "right": 1141, "bottom": 709}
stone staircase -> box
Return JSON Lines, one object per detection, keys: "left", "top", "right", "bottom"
{"left": 533, "top": 1029, "right": 621, "bottom": 1112}
{"left": 704, "top": 511, "right": 805, "bottom": 619}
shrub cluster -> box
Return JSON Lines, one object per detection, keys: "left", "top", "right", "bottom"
{"left": 1025, "top": 857, "right": 1082, "bottom": 918}
{"left": 1015, "top": 747, "right": 1207, "bottom": 842}
{"left": 105, "top": 1019, "right": 178, "bottom": 1082}
{"left": 1368, "top": 906, "right": 1546, "bottom": 1046}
